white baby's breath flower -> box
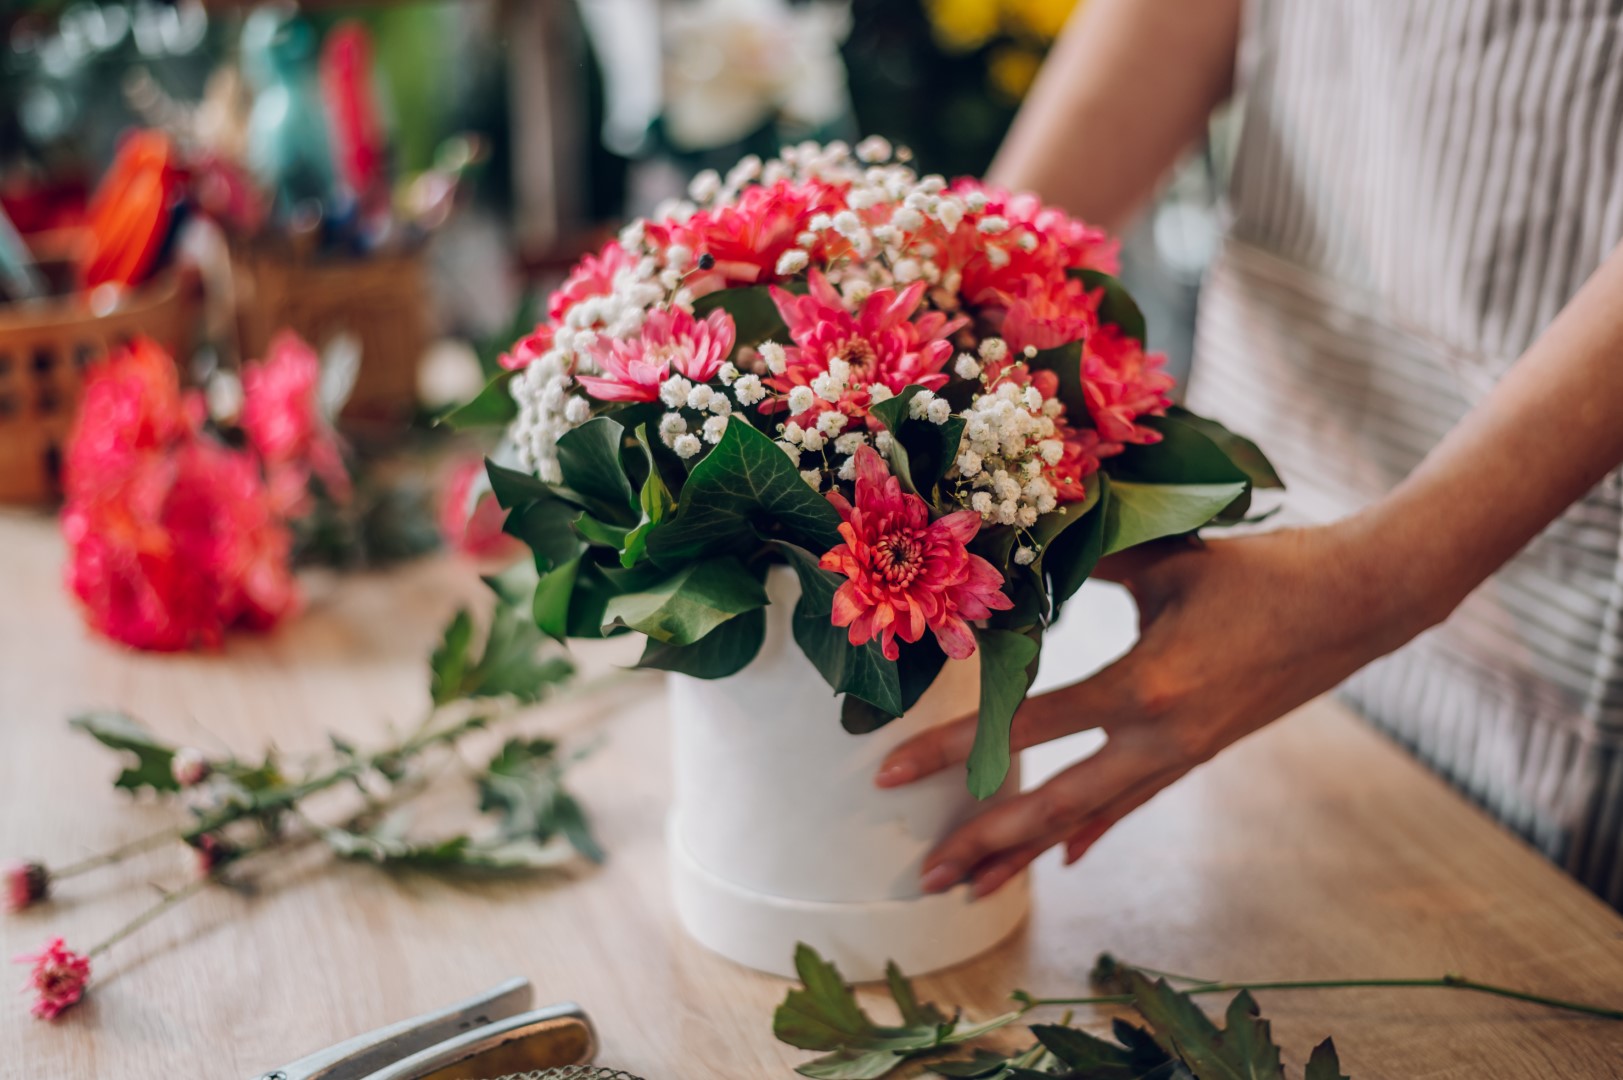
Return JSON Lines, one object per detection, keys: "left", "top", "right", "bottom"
{"left": 855, "top": 134, "right": 892, "bottom": 162}
{"left": 718, "top": 361, "right": 740, "bottom": 385}
{"left": 842, "top": 279, "right": 874, "bottom": 305}
{"left": 725, "top": 155, "right": 761, "bottom": 189}
{"left": 954, "top": 354, "right": 982, "bottom": 380}
{"left": 986, "top": 246, "right": 1011, "bottom": 268}
{"left": 777, "top": 440, "right": 801, "bottom": 460}
{"left": 564, "top": 397, "right": 591, "bottom": 424}
{"left": 816, "top": 411, "right": 848, "bottom": 436}
{"left": 660, "top": 375, "right": 694, "bottom": 408}
{"left": 788, "top": 386, "right": 816, "bottom": 414}
{"left": 660, "top": 412, "right": 688, "bottom": 439}
{"left": 957, "top": 450, "right": 983, "bottom": 477}
{"left": 733, "top": 374, "right": 766, "bottom": 406}
{"left": 970, "top": 491, "right": 994, "bottom": 515}
{"left": 838, "top": 456, "right": 858, "bottom": 482}
{"left": 835, "top": 431, "right": 868, "bottom": 455}
{"left": 760, "top": 341, "right": 789, "bottom": 375}
{"left": 702, "top": 415, "right": 729, "bottom": 443}
{"left": 892, "top": 207, "right": 925, "bottom": 233}
{"left": 775, "top": 249, "right": 810, "bottom": 275}
{"left": 688, "top": 169, "right": 722, "bottom": 202}
{"left": 1014, "top": 545, "right": 1037, "bottom": 566}
{"left": 926, "top": 398, "right": 952, "bottom": 425}
{"left": 935, "top": 199, "right": 965, "bottom": 231}
{"left": 686, "top": 384, "right": 716, "bottom": 411}
{"left": 708, "top": 394, "right": 732, "bottom": 416}
{"left": 868, "top": 383, "right": 895, "bottom": 404}
{"left": 1023, "top": 386, "right": 1044, "bottom": 411}
{"left": 797, "top": 230, "right": 819, "bottom": 247}
{"left": 783, "top": 420, "right": 806, "bottom": 444}
{"left": 1016, "top": 505, "right": 1039, "bottom": 528}
{"left": 673, "top": 434, "right": 703, "bottom": 459}
{"left": 800, "top": 428, "right": 826, "bottom": 453}
{"left": 874, "top": 430, "right": 894, "bottom": 453}
{"left": 892, "top": 258, "right": 922, "bottom": 284}
{"left": 800, "top": 469, "right": 823, "bottom": 489}
{"left": 978, "top": 337, "right": 1008, "bottom": 363}
{"left": 965, "top": 191, "right": 989, "bottom": 211}
{"left": 907, "top": 389, "right": 937, "bottom": 419}
{"left": 666, "top": 244, "right": 694, "bottom": 271}
{"left": 997, "top": 499, "right": 1019, "bottom": 525}
{"left": 832, "top": 210, "right": 863, "bottom": 237}
{"left": 809, "top": 212, "right": 834, "bottom": 232}
{"left": 977, "top": 215, "right": 1010, "bottom": 235}
{"left": 1024, "top": 345, "right": 1039, "bottom": 358}
{"left": 1039, "top": 439, "right": 1064, "bottom": 466}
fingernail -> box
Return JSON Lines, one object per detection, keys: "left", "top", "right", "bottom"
{"left": 971, "top": 867, "right": 1011, "bottom": 900}
{"left": 919, "top": 862, "right": 961, "bottom": 893}
{"left": 875, "top": 761, "right": 916, "bottom": 788}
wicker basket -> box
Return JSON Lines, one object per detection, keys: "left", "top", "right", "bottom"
{"left": 0, "top": 268, "right": 197, "bottom": 504}
{"left": 232, "top": 244, "right": 429, "bottom": 432}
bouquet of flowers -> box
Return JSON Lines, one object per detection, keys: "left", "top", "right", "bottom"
{"left": 463, "top": 138, "right": 1277, "bottom": 797}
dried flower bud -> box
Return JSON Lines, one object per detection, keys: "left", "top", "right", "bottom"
{"left": 16, "top": 937, "right": 90, "bottom": 1020}
{"left": 171, "top": 748, "right": 210, "bottom": 788}
{"left": 3, "top": 860, "right": 49, "bottom": 913}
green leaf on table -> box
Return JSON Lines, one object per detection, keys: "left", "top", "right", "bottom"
{"left": 321, "top": 818, "right": 578, "bottom": 874}
{"left": 966, "top": 628, "right": 1040, "bottom": 799}
{"left": 1072, "top": 269, "right": 1147, "bottom": 344}
{"left": 439, "top": 370, "right": 517, "bottom": 430}
{"left": 694, "top": 283, "right": 792, "bottom": 352}
{"left": 1125, "top": 971, "right": 1285, "bottom": 1080}
{"left": 431, "top": 604, "right": 574, "bottom": 706}
{"left": 637, "top": 606, "right": 767, "bottom": 678}
{"left": 779, "top": 544, "right": 902, "bottom": 717}
{"left": 869, "top": 385, "right": 967, "bottom": 497}
{"left": 602, "top": 557, "right": 769, "bottom": 644}
{"left": 1103, "top": 481, "right": 1246, "bottom": 557}
{"left": 1304, "top": 1039, "right": 1349, "bottom": 1080}
{"left": 645, "top": 418, "right": 843, "bottom": 565}
{"left": 775, "top": 945, "right": 1026, "bottom": 1079}
{"left": 1028, "top": 1024, "right": 1141, "bottom": 1079}
{"left": 479, "top": 737, "right": 605, "bottom": 864}
{"left": 69, "top": 711, "right": 179, "bottom": 794}
{"left": 555, "top": 417, "right": 640, "bottom": 527}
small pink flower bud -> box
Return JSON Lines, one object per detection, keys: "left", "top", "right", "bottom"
{"left": 190, "top": 834, "right": 237, "bottom": 877}
{"left": 171, "top": 747, "right": 210, "bottom": 787}
{"left": 14, "top": 937, "right": 90, "bottom": 1020}
{"left": 3, "top": 861, "right": 49, "bottom": 913}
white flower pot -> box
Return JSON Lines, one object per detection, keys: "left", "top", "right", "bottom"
{"left": 667, "top": 566, "right": 1029, "bottom": 980}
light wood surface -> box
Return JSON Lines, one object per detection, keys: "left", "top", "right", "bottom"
{"left": 3, "top": 511, "right": 1622, "bottom": 1079}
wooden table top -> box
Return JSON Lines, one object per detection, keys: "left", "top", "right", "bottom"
{"left": 3, "top": 512, "right": 1622, "bottom": 1079}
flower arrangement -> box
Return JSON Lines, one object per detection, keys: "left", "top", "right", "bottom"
{"left": 459, "top": 138, "right": 1278, "bottom": 797}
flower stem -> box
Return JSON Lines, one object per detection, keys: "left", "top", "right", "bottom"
{"left": 1019, "top": 975, "right": 1623, "bottom": 1022}
{"left": 54, "top": 827, "right": 188, "bottom": 879}
{"left": 86, "top": 876, "right": 210, "bottom": 959}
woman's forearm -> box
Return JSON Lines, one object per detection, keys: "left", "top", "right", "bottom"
{"left": 1360, "top": 243, "right": 1623, "bottom": 634}
{"left": 988, "top": 0, "right": 1244, "bottom": 230}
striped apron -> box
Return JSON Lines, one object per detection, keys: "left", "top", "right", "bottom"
{"left": 1187, "top": 0, "right": 1623, "bottom": 906}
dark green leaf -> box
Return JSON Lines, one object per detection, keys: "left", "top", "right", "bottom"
{"left": 1125, "top": 972, "right": 1285, "bottom": 1080}
{"left": 932, "top": 1050, "right": 1022, "bottom": 1078}
{"left": 602, "top": 557, "right": 770, "bottom": 644}
{"left": 429, "top": 610, "right": 475, "bottom": 706}
{"left": 555, "top": 417, "right": 640, "bottom": 527}
{"left": 1164, "top": 407, "right": 1284, "bottom": 490}
{"left": 888, "top": 961, "right": 950, "bottom": 1028}
{"left": 486, "top": 460, "right": 559, "bottom": 510}
{"left": 504, "top": 495, "right": 588, "bottom": 572}
{"left": 482, "top": 559, "right": 540, "bottom": 608}
{"left": 639, "top": 606, "right": 768, "bottom": 678}
{"left": 439, "top": 370, "right": 517, "bottom": 430}
{"left": 646, "top": 418, "right": 843, "bottom": 565}
{"left": 694, "top": 284, "right": 791, "bottom": 352}
{"left": 434, "top": 605, "right": 574, "bottom": 705}
{"left": 322, "top": 826, "right": 577, "bottom": 873}
{"left": 842, "top": 635, "right": 950, "bottom": 733}
{"left": 479, "top": 737, "right": 604, "bottom": 863}
{"left": 775, "top": 944, "right": 889, "bottom": 1051}
{"left": 69, "top": 711, "right": 180, "bottom": 794}
{"left": 780, "top": 544, "right": 902, "bottom": 716}
{"left": 621, "top": 425, "right": 679, "bottom": 568}
{"left": 1304, "top": 1039, "right": 1349, "bottom": 1080}
{"left": 1046, "top": 478, "right": 1111, "bottom": 617}
{"left": 797, "top": 1050, "right": 912, "bottom": 1079}
{"left": 1027, "top": 342, "right": 1086, "bottom": 418}
{"left": 574, "top": 513, "right": 632, "bottom": 549}
{"left": 966, "top": 629, "right": 1040, "bottom": 799}
{"left": 1103, "top": 481, "right": 1246, "bottom": 556}
{"left": 533, "top": 559, "right": 581, "bottom": 641}
{"left": 1030, "top": 1025, "right": 1139, "bottom": 1079}
{"left": 1075, "top": 269, "right": 1146, "bottom": 344}
{"left": 869, "top": 385, "right": 967, "bottom": 497}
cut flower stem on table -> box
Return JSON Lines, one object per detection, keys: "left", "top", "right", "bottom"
{"left": 772, "top": 944, "right": 1623, "bottom": 1079}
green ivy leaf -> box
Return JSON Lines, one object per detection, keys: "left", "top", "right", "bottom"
{"left": 502, "top": 494, "right": 588, "bottom": 573}
{"left": 431, "top": 604, "right": 574, "bottom": 706}
{"left": 645, "top": 418, "right": 843, "bottom": 566}
{"left": 1304, "top": 1039, "right": 1349, "bottom": 1080}
{"left": 780, "top": 544, "right": 902, "bottom": 717}
{"left": 840, "top": 636, "right": 949, "bottom": 734}
{"left": 966, "top": 628, "right": 1040, "bottom": 799}
{"left": 637, "top": 606, "right": 767, "bottom": 678}
{"left": 69, "top": 712, "right": 180, "bottom": 794}
{"left": 602, "top": 557, "right": 769, "bottom": 645}
{"left": 486, "top": 460, "right": 559, "bottom": 510}
{"left": 429, "top": 610, "right": 475, "bottom": 707}
{"left": 621, "top": 425, "right": 678, "bottom": 568}
{"left": 555, "top": 417, "right": 640, "bottom": 527}
{"left": 439, "top": 370, "right": 517, "bottom": 430}
{"left": 868, "top": 385, "right": 967, "bottom": 498}
{"left": 1074, "top": 269, "right": 1147, "bottom": 344}
{"left": 1103, "top": 481, "right": 1247, "bottom": 557}
{"left": 533, "top": 559, "right": 582, "bottom": 641}
{"left": 694, "top": 283, "right": 792, "bottom": 352}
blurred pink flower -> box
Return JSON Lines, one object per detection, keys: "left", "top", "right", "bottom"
{"left": 577, "top": 307, "right": 735, "bottom": 402}
{"left": 14, "top": 938, "right": 90, "bottom": 1021}
{"left": 3, "top": 861, "right": 48, "bottom": 914}
{"left": 241, "top": 331, "right": 352, "bottom": 517}
{"left": 439, "top": 458, "right": 521, "bottom": 561}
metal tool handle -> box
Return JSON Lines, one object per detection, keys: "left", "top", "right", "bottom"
{"left": 253, "top": 978, "right": 534, "bottom": 1080}
{"left": 358, "top": 1002, "right": 596, "bottom": 1080}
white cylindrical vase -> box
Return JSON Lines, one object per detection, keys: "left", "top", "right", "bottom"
{"left": 667, "top": 567, "right": 1029, "bottom": 980}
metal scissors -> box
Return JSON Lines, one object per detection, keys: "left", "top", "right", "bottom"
{"left": 249, "top": 978, "right": 604, "bottom": 1080}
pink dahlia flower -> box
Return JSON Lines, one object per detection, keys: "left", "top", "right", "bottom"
{"left": 658, "top": 178, "right": 848, "bottom": 295}
{"left": 548, "top": 240, "right": 635, "bottom": 324}
{"left": 577, "top": 307, "right": 736, "bottom": 403}
{"left": 15, "top": 938, "right": 90, "bottom": 1021}
{"left": 1084, "top": 326, "right": 1175, "bottom": 447}
{"left": 994, "top": 274, "right": 1099, "bottom": 354}
{"left": 498, "top": 325, "right": 555, "bottom": 372}
{"left": 3, "top": 861, "right": 48, "bottom": 913}
{"left": 767, "top": 271, "right": 964, "bottom": 427}
{"left": 241, "top": 331, "right": 351, "bottom": 517}
{"left": 821, "top": 446, "right": 1012, "bottom": 661}
{"left": 439, "top": 457, "right": 522, "bottom": 561}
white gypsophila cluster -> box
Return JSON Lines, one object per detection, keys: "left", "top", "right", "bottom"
{"left": 952, "top": 348, "right": 1063, "bottom": 531}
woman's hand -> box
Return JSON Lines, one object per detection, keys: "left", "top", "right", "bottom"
{"left": 876, "top": 519, "right": 1442, "bottom": 899}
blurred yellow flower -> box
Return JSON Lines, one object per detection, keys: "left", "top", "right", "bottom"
{"left": 1001, "top": 0, "right": 1079, "bottom": 41}
{"left": 924, "top": 0, "right": 1002, "bottom": 52}
{"left": 987, "top": 44, "right": 1042, "bottom": 101}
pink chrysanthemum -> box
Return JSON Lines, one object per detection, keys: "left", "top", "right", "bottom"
{"left": 548, "top": 240, "right": 635, "bottom": 324}
{"left": 15, "top": 938, "right": 90, "bottom": 1021}
{"left": 577, "top": 307, "right": 736, "bottom": 402}
{"left": 498, "top": 325, "right": 555, "bottom": 372}
{"left": 932, "top": 180, "right": 1119, "bottom": 305}
{"left": 658, "top": 178, "right": 849, "bottom": 295}
{"left": 1083, "top": 326, "right": 1174, "bottom": 447}
{"left": 994, "top": 274, "right": 1098, "bottom": 354}
{"left": 766, "top": 271, "right": 964, "bottom": 428}
{"left": 821, "top": 446, "right": 1012, "bottom": 661}
{"left": 3, "top": 861, "right": 48, "bottom": 913}
{"left": 439, "top": 457, "right": 522, "bottom": 561}
{"left": 240, "top": 331, "right": 351, "bottom": 517}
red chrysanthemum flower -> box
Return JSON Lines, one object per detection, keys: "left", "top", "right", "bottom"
{"left": 766, "top": 271, "right": 964, "bottom": 428}
{"left": 931, "top": 180, "right": 1119, "bottom": 306}
{"left": 240, "top": 331, "right": 351, "bottom": 517}
{"left": 2, "top": 861, "right": 48, "bottom": 914}
{"left": 577, "top": 306, "right": 736, "bottom": 402}
{"left": 14, "top": 938, "right": 90, "bottom": 1021}
{"left": 1084, "top": 326, "right": 1175, "bottom": 447}
{"left": 62, "top": 336, "right": 192, "bottom": 505}
{"left": 659, "top": 178, "right": 848, "bottom": 295}
{"left": 993, "top": 273, "right": 1099, "bottom": 354}
{"left": 821, "top": 446, "right": 1012, "bottom": 661}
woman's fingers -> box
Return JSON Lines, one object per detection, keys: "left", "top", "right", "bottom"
{"left": 1061, "top": 770, "right": 1177, "bottom": 865}
{"left": 876, "top": 661, "right": 1138, "bottom": 788}
{"left": 919, "top": 736, "right": 1179, "bottom": 893}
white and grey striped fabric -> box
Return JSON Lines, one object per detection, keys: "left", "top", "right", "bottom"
{"left": 1187, "top": 0, "right": 1623, "bottom": 906}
